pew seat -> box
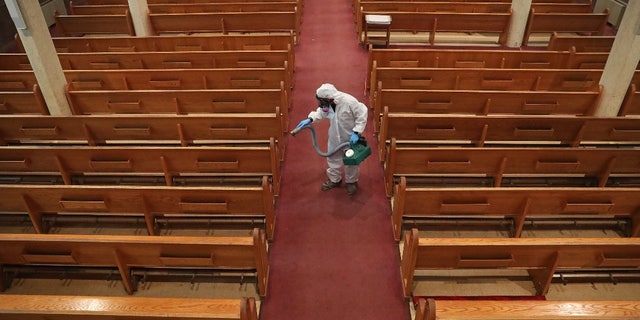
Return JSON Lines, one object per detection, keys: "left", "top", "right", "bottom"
{"left": 400, "top": 229, "right": 640, "bottom": 297}
{"left": 413, "top": 298, "right": 640, "bottom": 320}
{"left": 0, "top": 295, "right": 258, "bottom": 320}
{"left": 0, "top": 180, "right": 276, "bottom": 240}
{"left": 392, "top": 179, "right": 640, "bottom": 240}
{"left": 0, "top": 229, "right": 269, "bottom": 296}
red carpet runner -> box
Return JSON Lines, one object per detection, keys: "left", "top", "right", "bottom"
{"left": 258, "top": 0, "right": 410, "bottom": 319}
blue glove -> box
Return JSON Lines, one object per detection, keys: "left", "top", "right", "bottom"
{"left": 350, "top": 132, "right": 360, "bottom": 144}
{"left": 296, "top": 118, "right": 311, "bottom": 129}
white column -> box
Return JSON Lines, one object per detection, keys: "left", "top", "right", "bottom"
{"left": 6, "top": 0, "right": 71, "bottom": 115}
{"left": 128, "top": 0, "right": 153, "bottom": 36}
{"left": 595, "top": 1, "right": 640, "bottom": 116}
{"left": 505, "top": 0, "right": 532, "bottom": 48}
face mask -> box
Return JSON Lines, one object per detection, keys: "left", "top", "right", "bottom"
{"left": 317, "top": 96, "right": 334, "bottom": 112}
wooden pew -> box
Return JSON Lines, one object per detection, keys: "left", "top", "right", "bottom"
{"left": 0, "top": 85, "right": 48, "bottom": 115}
{"left": 64, "top": 67, "right": 290, "bottom": 92}
{"left": 531, "top": 1, "right": 593, "bottom": 13}
{"left": 370, "top": 67, "right": 603, "bottom": 95}
{"left": 0, "top": 181, "right": 276, "bottom": 240}
{"left": 366, "top": 48, "right": 613, "bottom": 88}
{"left": 0, "top": 114, "right": 285, "bottom": 160}
{"left": 0, "top": 295, "right": 258, "bottom": 320}
{"left": 2, "top": 51, "right": 291, "bottom": 71}
{"left": 369, "top": 67, "right": 605, "bottom": 109}
{"left": 400, "top": 228, "right": 640, "bottom": 297}
{"left": 23, "top": 34, "right": 296, "bottom": 70}
{"left": 0, "top": 114, "right": 284, "bottom": 145}
{"left": 39, "top": 34, "right": 295, "bottom": 53}
{"left": 384, "top": 144, "right": 640, "bottom": 196}
{"left": 84, "top": 0, "right": 299, "bottom": 3}
{"left": 357, "top": 10, "right": 512, "bottom": 46}
{"left": 0, "top": 144, "right": 281, "bottom": 196}
{"left": 372, "top": 88, "right": 602, "bottom": 131}
{"left": 392, "top": 181, "right": 640, "bottom": 240}
{"left": 148, "top": 11, "right": 299, "bottom": 36}
{"left": 53, "top": 10, "right": 136, "bottom": 36}
{"left": 71, "top": 2, "right": 297, "bottom": 14}
{"left": 378, "top": 111, "right": 640, "bottom": 161}
{"left": 66, "top": 88, "right": 287, "bottom": 116}
{"left": 546, "top": 32, "right": 615, "bottom": 52}
{"left": 413, "top": 298, "right": 640, "bottom": 320}
{"left": 0, "top": 228, "right": 269, "bottom": 296}
{"left": 621, "top": 84, "right": 640, "bottom": 117}
{"left": 523, "top": 9, "right": 609, "bottom": 46}
{"left": 355, "top": 2, "right": 511, "bottom": 37}
{"left": 0, "top": 71, "right": 40, "bottom": 92}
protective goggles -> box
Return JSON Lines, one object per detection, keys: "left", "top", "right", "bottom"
{"left": 316, "top": 95, "right": 334, "bottom": 110}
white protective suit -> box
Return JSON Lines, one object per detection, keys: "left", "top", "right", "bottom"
{"left": 307, "top": 84, "right": 368, "bottom": 184}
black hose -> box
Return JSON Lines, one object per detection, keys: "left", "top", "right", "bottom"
{"left": 290, "top": 124, "right": 351, "bottom": 157}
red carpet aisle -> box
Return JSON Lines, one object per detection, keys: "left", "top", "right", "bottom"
{"left": 259, "top": 0, "right": 410, "bottom": 319}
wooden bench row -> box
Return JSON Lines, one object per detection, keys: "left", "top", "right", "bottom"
{"left": 383, "top": 143, "right": 640, "bottom": 196}
{"left": 357, "top": 5, "right": 607, "bottom": 46}
{"left": 54, "top": 10, "right": 136, "bottom": 36}
{"left": 359, "top": 10, "right": 512, "bottom": 46}
{"left": 0, "top": 181, "right": 276, "bottom": 240}
{"left": 53, "top": 9, "right": 301, "bottom": 38}
{"left": 0, "top": 54, "right": 292, "bottom": 116}
{"left": 0, "top": 68, "right": 291, "bottom": 117}
{"left": 413, "top": 298, "right": 640, "bottom": 320}
{"left": 71, "top": 1, "right": 298, "bottom": 15}
{"left": 0, "top": 295, "right": 258, "bottom": 320}
{"left": 1, "top": 67, "right": 290, "bottom": 93}
{"left": 0, "top": 143, "right": 281, "bottom": 195}
{"left": 370, "top": 67, "right": 605, "bottom": 96}
{"left": 368, "top": 67, "right": 609, "bottom": 113}
{"left": 0, "top": 113, "right": 282, "bottom": 141}
{"left": 65, "top": 88, "right": 287, "bottom": 117}
{"left": 400, "top": 228, "right": 640, "bottom": 297}
{"left": 392, "top": 180, "right": 640, "bottom": 240}
{"left": 0, "top": 113, "right": 282, "bottom": 142}
{"left": 523, "top": 8, "right": 609, "bottom": 46}
{"left": 0, "top": 228, "right": 269, "bottom": 296}
{"left": 17, "top": 33, "right": 295, "bottom": 56}
{"left": 1, "top": 50, "right": 293, "bottom": 71}
{"left": 355, "top": 1, "right": 594, "bottom": 40}
{"left": 0, "top": 85, "right": 47, "bottom": 115}
{"left": 546, "top": 32, "right": 615, "bottom": 52}
{"left": 354, "top": 1, "right": 512, "bottom": 39}
{"left": 378, "top": 112, "right": 640, "bottom": 155}
{"left": 372, "top": 88, "right": 603, "bottom": 131}
{"left": 367, "top": 47, "right": 629, "bottom": 89}
{"left": 85, "top": 0, "right": 301, "bottom": 5}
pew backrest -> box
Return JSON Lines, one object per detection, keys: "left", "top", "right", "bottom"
{"left": 359, "top": 10, "right": 512, "bottom": 46}
{"left": 523, "top": 9, "right": 609, "bottom": 46}
{"left": 66, "top": 88, "right": 287, "bottom": 116}
{"left": 414, "top": 298, "right": 640, "bottom": 320}
{"left": 392, "top": 181, "right": 640, "bottom": 240}
{"left": 378, "top": 111, "right": 640, "bottom": 151}
{"left": 546, "top": 32, "right": 615, "bottom": 52}
{"left": 384, "top": 144, "right": 640, "bottom": 195}
{"left": 0, "top": 114, "right": 284, "bottom": 148}
{"left": 0, "top": 144, "right": 281, "bottom": 195}
{"left": 0, "top": 228, "right": 269, "bottom": 296}
{"left": 0, "top": 295, "right": 259, "bottom": 320}
{"left": 400, "top": 228, "right": 640, "bottom": 296}
{"left": 53, "top": 10, "right": 135, "bottom": 36}
{"left": 0, "top": 181, "right": 276, "bottom": 240}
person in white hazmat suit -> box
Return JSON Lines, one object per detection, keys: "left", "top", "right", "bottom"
{"left": 294, "top": 83, "right": 368, "bottom": 196}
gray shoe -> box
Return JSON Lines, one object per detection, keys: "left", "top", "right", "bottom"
{"left": 321, "top": 179, "right": 341, "bottom": 191}
{"left": 346, "top": 182, "right": 358, "bottom": 196}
